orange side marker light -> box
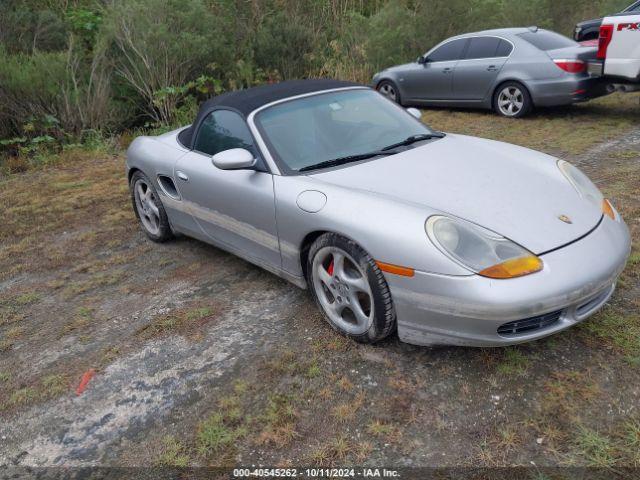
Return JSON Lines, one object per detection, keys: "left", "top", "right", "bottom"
{"left": 602, "top": 199, "right": 615, "bottom": 220}
{"left": 376, "top": 261, "right": 415, "bottom": 277}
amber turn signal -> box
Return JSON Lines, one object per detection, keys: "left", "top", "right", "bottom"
{"left": 602, "top": 198, "right": 615, "bottom": 220}
{"left": 478, "top": 255, "right": 543, "bottom": 279}
{"left": 376, "top": 261, "right": 415, "bottom": 277}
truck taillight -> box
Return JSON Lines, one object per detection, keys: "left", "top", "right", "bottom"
{"left": 597, "top": 24, "right": 614, "bottom": 59}
{"left": 553, "top": 59, "right": 586, "bottom": 74}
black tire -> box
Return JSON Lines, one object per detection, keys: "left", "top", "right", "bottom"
{"left": 130, "top": 170, "right": 173, "bottom": 242}
{"left": 306, "top": 233, "right": 396, "bottom": 344}
{"left": 377, "top": 80, "right": 403, "bottom": 105}
{"left": 492, "top": 81, "right": 533, "bottom": 118}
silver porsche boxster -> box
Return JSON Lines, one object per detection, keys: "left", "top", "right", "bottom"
{"left": 126, "top": 79, "right": 630, "bottom": 347}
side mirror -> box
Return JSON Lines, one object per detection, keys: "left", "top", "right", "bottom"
{"left": 212, "top": 148, "right": 256, "bottom": 170}
{"left": 418, "top": 55, "right": 428, "bottom": 64}
{"left": 406, "top": 108, "right": 422, "bottom": 120}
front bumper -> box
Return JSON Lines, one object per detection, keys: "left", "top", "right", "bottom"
{"left": 528, "top": 75, "right": 610, "bottom": 107}
{"left": 390, "top": 215, "right": 631, "bottom": 347}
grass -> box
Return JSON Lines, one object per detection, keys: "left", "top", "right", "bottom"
{"left": 580, "top": 308, "right": 640, "bottom": 364}
{"left": 14, "top": 292, "right": 40, "bottom": 305}
{"left": 136, "top": 304, "right": 222, "bottom": 340}
{"left": 156, "top": 436, "right": 191, "bottom": 467}
{"left": 7, "top": 387, "right": 37, "bottom": 407}
{"left": 367, "top": 419, "right": 394, "bottom": 436}
{"left": 423, "top": 93, "right": 640, "bottom": 157}
{"left": 62, "top": 306, "right": 94, "bottom": 335}
{"left": 41, "top": 374, "right": 69, "bottom": 398}
{"left": 1, "top": 373, "right": 70, "bottom": 411}
{"left": 573, "top": 426, "right": 618, "bottom": 467}
{"left": 197, "top": 413, "right": 246, "bottom": 457}
{"left": 496, "top": 348, "right": 530, "bottom": 376}
{"left": 309, "top": 435, "right": 354, "bottom": 465}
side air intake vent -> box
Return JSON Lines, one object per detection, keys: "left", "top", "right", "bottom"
{"left": 157, "top": 175, "right": 180, "bottom": 200}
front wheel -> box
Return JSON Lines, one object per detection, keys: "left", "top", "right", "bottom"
{"left": 306, "top": 233, "right": 396, "bottom": 344}
{"left": 493, "top": 82, "right": 533, "bottom": 118}
{"left": 130, "top": 171, "right": 173, "bottom": 242}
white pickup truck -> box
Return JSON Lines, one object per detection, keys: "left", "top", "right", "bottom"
{"left": 591, "top": 12, "right": 640, "bottom": 87}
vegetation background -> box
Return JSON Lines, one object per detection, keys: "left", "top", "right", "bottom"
{"left": 0, "top": 0, "right": 631, "bottom": 172}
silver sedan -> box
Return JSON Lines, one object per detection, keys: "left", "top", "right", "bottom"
{"left": 126, "top": 80, "right": 630, "bottom": 347}
{"left": 372, "top": 27, "right": 609, "bottom": 117}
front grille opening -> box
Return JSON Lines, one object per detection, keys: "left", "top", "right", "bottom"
{"left": 497, "top": 310, "right": 562, "bottom": 336}
{"left": 576, "top": 287, "right": 611, "bottom": 317}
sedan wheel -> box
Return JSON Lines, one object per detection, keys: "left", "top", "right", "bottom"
{"left": 498, "top": 87, "right": 524, "bottom": 116}
{"left": 307, "top": 233, "right": 396, "bottom": 343}
{"left": 377, "top": 81, "right": 400, "bottom": 104}
{"left": 494, "top": 82, "right": 532, "bottom": 118}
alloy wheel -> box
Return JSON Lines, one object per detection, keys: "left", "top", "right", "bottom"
{"left": 498, "top": 86, "right": 524, "bottom": 117}
{"left": 378, "top": 83, "right": 397, "bottom": 102}
{"left": 134, "top": 179, "right": 161, "bottom": 235}
{"left": 311, "top": 246, "right": 374, "bottom": 335}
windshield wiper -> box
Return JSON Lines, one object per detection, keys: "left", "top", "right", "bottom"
{"left": 298, "top": 150, "right": 398, "bottom": 172}
{"left": 381, "top": 132, "right": 446, "bottom": 151}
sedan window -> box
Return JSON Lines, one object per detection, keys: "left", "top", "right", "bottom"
{"left": 464, "top": 37, "right": 503, "bottom": 59}
{"left": 428, "top": 38, "right": 468, "bottom": 62}
{"left": 495, "top": 39, "right": 514, "bottom": 57}
{"left": 517, "top": 31, "right": 577, "bottom": 51}
{"left": 194, "top": 110, "right": 255, "bottom": 156}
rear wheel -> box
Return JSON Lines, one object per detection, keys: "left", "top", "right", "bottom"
{"left": 306, "top": 233, "right": 396, "bottom": 344}
{"left": 493, "top": 82, "right": 533, "bottom": 118}
{"left": 377, "top": 80, "right": 402, "bottom": 105}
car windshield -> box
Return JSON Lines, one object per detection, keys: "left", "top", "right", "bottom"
{"left": 254, "top": 89, "right": 434, "bottom": 173}
{"left": 517, "top": 30, "right": 577, "bottom": 51}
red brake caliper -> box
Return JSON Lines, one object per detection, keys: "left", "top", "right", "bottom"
{"left": 327, "top": 259, "right": 334, "bottom": 276}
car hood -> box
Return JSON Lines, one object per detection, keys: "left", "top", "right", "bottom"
{"left": 378, "top": 63, "right": 415, "bottom": 75}
{"left": 310, "top": 134, "right": 602, "bottom": 254}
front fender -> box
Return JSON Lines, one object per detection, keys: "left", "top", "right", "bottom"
{"left": 273, "top": 175, "right": 471, "bottom": 279}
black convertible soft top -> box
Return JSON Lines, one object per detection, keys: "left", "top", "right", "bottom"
{"left": 178, "top": 79, "right": 361, "bottom": 149}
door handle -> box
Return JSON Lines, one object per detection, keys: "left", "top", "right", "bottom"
{"left": 176, "top": 171, "right": 189, "bottom": 182}
{"left": 442, "top": 67, "right": 453, "bottom": 74}
{"left": 487, "top": 65, "right": 498, "bottom": 71}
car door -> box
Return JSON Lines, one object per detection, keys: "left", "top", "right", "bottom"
{"left": 452, "top": 37, "right": 512, "bottom": 101}
{"left": 174, "top": 109, "right": 281, "bottom": 270}
{"left": 402, "top": 38, "right": 469, "bottom": 101}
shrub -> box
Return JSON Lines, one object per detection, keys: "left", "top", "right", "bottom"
{"left": 99, "top": 0, "right": 235, "bottom": 125}
{"left": 0, "top": 47, "right": 68, "bottom": 138}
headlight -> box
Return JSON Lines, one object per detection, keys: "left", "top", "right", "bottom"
{"left": 425, "top": 216, "right": 543, "bottom": 279}
{"left": 557, "top": 159, "right": 615, "bottom": 219}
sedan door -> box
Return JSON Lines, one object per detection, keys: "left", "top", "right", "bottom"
{"left": 452, "top": 37, "right": 512, "bottom": 101}
{"left": 174, "top": 109, "right": 281, "bottom": 270}
{"left": 401, "top": 38, "right": 469, "bottom": 101}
